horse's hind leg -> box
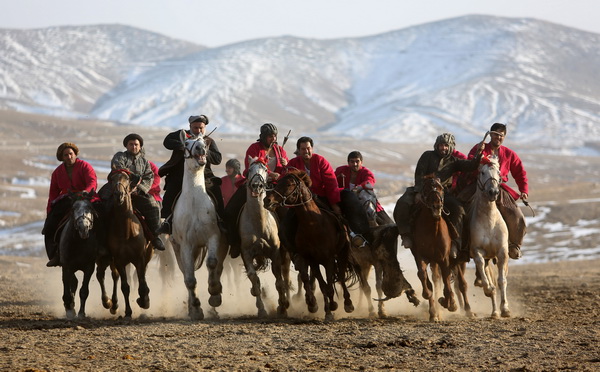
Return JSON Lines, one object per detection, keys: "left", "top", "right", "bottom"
{"left": 337, "top": 258, "right": 354, "bottom": 314}
{"left": 455, "top": 263, "right": 474, "bottom": 317}
{"left": 116, "top": 265, "right": 133, "bottom": 318}
{"left": 296, "top": 258, "right": 317, "bottom": 313}
{"left": 313, "top": 264, "right": 335, "bottom": 321}
{"left": 134, "top": 260, "right": 150, "bottom": 310}
{"left": 359, "top": 266, "right": 376, "bottom": 318}
{"left": 427, "top": 263, "right": 441, "bottom": 321}
{"left": 62, "top": 269, "right": 77, "bottom": 320}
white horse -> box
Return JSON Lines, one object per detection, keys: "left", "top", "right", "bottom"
{"left": 169, "top": 131, "right": 228, "bottom": 320}
{"left": 239, "top": 156, "right": 290, "bottom": 317}
{"left": 468, "top": 156, "right": 511, "bottom": 319}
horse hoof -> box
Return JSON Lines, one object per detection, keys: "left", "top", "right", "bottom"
{"left": 490, "top": 312, "right": 500, "bottom": 319}
{"left": 501, "top": 309, "right": 511, "bottom": 318}
{"left": 190, "top": 309, "right": 204, "bottom": 321}
{"left": 208, "top": 295, "right": 222, "bottom": 308}
{"left": 110, "top": 308, "right": 117, "bottom": 315}
{"left": 102, "top": 298, "right": 112, "bottom": 309}
{"left": 324, "top": 313, "right": 334, "bottom": 322}
{"left": 136, "top": 297, "right": 150, "bottom": 310}
{"left": 257, "top": 309, "right": 268, "bottom": 318}
{"left": 474, "top": 278, "right": 483, "bottom": 287}
{"left": 65, "top": 309, "right": 76, "bottom": 320}
{"left": 308, "top": 303, "right": 318, "bottom": 313}
{"left": 429, "top": 315, "right": 441, "bottom": 322}
{"left": 277, "top": 306, "right": 288, "bottom": 317}
{"left": 344, "top": 304, "right": 354, "bottom": 313}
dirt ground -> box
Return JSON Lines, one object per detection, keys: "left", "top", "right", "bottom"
{"left": 1, "top": 255, "right": 599, "bottom": 371}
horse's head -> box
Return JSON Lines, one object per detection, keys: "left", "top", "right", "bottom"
{"left": 109, "top": 169, "right": 133, "bottom": 205}
{"left": 420, "top": 175, "right": 445, "bottom": 219}
{"left": 247, "top": 156, "right": 268, "bottom": 198}
{"left": 356, "top": 183, "right": 377, "bottom": 225}
{"left": 477, "top": 156, "right": 501, "bottom": 202}
{"left": 69, "top": 191, "right": 97, "bottom": 239}
{"left": 264, "top": 170, "right": 312, "bottom": 210}
{"left": 181, "top": 130, "right": 207, "bottom": 168}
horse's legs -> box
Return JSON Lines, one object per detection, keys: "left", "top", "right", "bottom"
{"left": 134, "top": 259, "right": 151, "bottom": 310}
{"left": 336, "top": 256, "right": 354, "bottom": 314}
{"left": 313, "top": 263, "right": 335, "bottom": 321}
{"left": 428, "top": 263, "right": 441, "bottom": 322}
{"left": 373, "top": 264, "right": 386, "bottom": 318}
{"left": 206, "top": 238, "right": 225, "bottom": 309}
{"left": 180, "top": 244, "right": 203, "bottom": 320}
{"left": 455, "top": 262, "right": 474, "bottom": 317}
{"left": 77, "top": 264, "right": 95, "bottom": 319}
{"left": 438, "top": 263, "right": 458, "bottom": 312}
{"left": 415, "top": 258, "right": 433, "bottom": 300}
{"left": 498, "top": 255, "right": 510, "bottom": 318}
{"left": 485, "top": 261, "right": 499, "bottom": 318}
{"left": 280, "top": 247, "right": 292, "bottom": 305}
{"left": 62, "top": 268, "right": 76, "bottom": 320}
{"left": 109, "top": 264, "right": 120, "bottom": 315}
{"left": 296, "top": 257, "right": 317, "bottom": 313}
{"left": 116, "top": 264, "right": 133, "bottom": 318}
{"left": 271, "top": 250, "right": 290, "bottom": 317}
{"left": 241, "top": 247, "right": 267, "bottom": 318}
{"left": 473, "top": 251, "right": 495, "bottom": 297}
{"left": 359, "top": 265, "right": 376, "bottom": 318}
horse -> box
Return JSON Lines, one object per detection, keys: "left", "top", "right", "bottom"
{"left": 348, "top": 184, "right": 419, "bottom": 317}
{"left": 96, "top": 169, "right": 153, "bottom": 319}
{"left": 264, "top": 170, "right": 356, "bottom": 321}
{"left": 58, "top": 190, "right": 108, "bottom": 319}
{"left": 237, "top": 156, "right": 290, "bottom": 317}
{"left": 399, "top": 175, "right": 467, "bottom": 321}
{"left": 350, "top": 223, "right": 420, "bottom": 318}
{"left": 169, "top": 132, "right": 228, "bottom": 320}
{"left": 468, "top": 156, "right": 511, "bottom": 318}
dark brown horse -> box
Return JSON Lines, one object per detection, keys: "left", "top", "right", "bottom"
{"left": 402, "top": 175, "right": 469, "bottom": 321}
{"left": 96, "top": 169, "right": 153, "bottom": 319}
{"left": 264, "top": 170, "right": 356, "bottom": 321}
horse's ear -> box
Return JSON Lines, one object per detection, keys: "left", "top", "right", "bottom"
{"left": 179, "top": 129, "right": 187, "bottom": 145}
{"left": 248, "top": 155, "right": 255, "bottom": 165}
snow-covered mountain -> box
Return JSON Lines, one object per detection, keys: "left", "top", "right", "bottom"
{"left": 2, "top": 16, "right": 600, "bottom": 148}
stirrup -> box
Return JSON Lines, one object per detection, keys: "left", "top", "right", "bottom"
{"left": 156, "top": 221, "right": 171, "bottom": 235}
{"left": 152, "top": 237, "right": 166, "bottom": 251}
{"left": 46, "top": 256, "right": 61, "bottom": 267}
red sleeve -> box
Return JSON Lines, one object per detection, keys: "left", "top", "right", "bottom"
{"left": 80, "top": 160, "right": 97, "bottom": 193}
{"left": 357, "top": 168, "right": 376, "bottom": 188}
{"left": 47, "top": 168, "right": 61, "bottom": 213}
{"left": 317, "top": 156, "right": 341, "bottom": 205}
{"left": 505, "top": 148, "right": 529, "bottom": 195}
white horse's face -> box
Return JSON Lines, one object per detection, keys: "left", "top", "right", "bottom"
{"left": 247, "top": 157, "right": 268, "bottom": 198}
{"left": 73, "top": 199, "right": 94, "bottom": 239}
{"left": 478, "top": 158, "right": 501, "bottom": 202}
{"left": 184, "top": 137, "right": 207, "bottom": 166}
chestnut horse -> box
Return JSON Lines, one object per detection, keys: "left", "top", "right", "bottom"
{"left": 96, "top": 169, "right": 153, "bottom": 319}
{"left": 401, "top": 175, "right": 470, "bottom": 321}
{"left": 264, "top": 170, "right": 356, "bottom": 321}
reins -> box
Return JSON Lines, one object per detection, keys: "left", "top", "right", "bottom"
{"left": 271, "top": 175, "right": 314, "bottom": 207}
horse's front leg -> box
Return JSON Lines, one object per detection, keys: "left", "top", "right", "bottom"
{"left": 206, "top": 235, "right": 224, "bottom": 309}
{"left": 313, "top": 263, "right": 335, "bottom": 321}
{"left": 438, "top": 263, "right": 458, "bottom": 312}
{"left": 116, "top": 265, "right": 133, "bottom": 319}
{"left": 414, "top": 257, "right": 432, "bottom": 300}
{"left": 96, "top": 259, "right": 112, "bottom": 310}
{"left": 241, "top": 243, "right": 267, "bottom": 318}
{"left": 359, "top": 264, "right": 376, "bottom": 318}
{"left": 133, "top": 258, "right": 150, "bottom": 310}
{"left": 473, "top": 250, "right": 495, "bottom": 296}
{"left": 296, "top": 257, "right": 317, "bottom": 313}
{"left": 497, "top": 255, "right": 510, "bottom": 318}
{"left": 454, "top": 262, "right": 474, "bottom": 317}
{"left": 77, "top": 264, "right": 95, "bottom": 319}
{"left": 270, "top": 249, "right": 290, "bottom": 317}
{"left": 62, "top": 268, "right": 76, "bottom": 320}
{"left": 109, "top": 264, "right": 120, "bottom": 315}
{"left": 336, "top": 255, "right": 354, "bottom": 314}
{"left": 180, "top": 243, "right": 203, "bottom": 320}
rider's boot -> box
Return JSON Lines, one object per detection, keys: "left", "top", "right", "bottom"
{"left": 508, "top": 243, "right": 522, "bottom": 259}
{"left": 450, "top": 241, "right": 459, "bottom": 260}
{"left": 152, "top": 237, "right": 166, "bottom": 251}
{"left": 350, "top": 231, "right": 367, "bottom": 248}
{"left": 217, "top": 216, "right": 228, "bottom": 234}
{"left": 44, "top": 235, "right": 60, "bottom": 267}
{"left": 156, "top": 215, "right": 172, "bottom": 235}
{"left": 46, "top": 253, "right": 61, "bottom": 267}
{"left": 400, "top": 234, "right": 413, "bottom": 249}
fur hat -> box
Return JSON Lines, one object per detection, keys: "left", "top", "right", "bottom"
{"left": 226, "top": 158, "right": 241, "bottom": 175}
{"left": 56, "top": 142, "right": 79, "bottom": 161}
{"left": 434, "top": 133, "right": 455, "bottom": 156}
{"left": 123, "top": 133, "right": 144, "bottom": 147}
{"left": 189, "top": 115, "right": 209, "bottom": 125}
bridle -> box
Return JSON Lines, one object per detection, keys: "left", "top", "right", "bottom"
{"left": 248, "top": 161, "right": 268, "bottom": 196}
{"left": 183, "top": 137, "right": 206, "bottom": 166}
{"left": 477, "top": 162, "right": 500, "bottom": 192}
{"left": 270, "top": 174, "right": 313, "bottom": 207}
{"left": 421, "top": 177, "right": 447, "bottom": 216}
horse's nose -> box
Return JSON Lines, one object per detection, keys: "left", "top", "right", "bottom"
{"left": 488, "top": 188, "right": 499, "bottom": 199}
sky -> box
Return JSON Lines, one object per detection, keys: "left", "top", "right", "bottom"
{"left": 1, "top": 0, "right": 598, "bottom": 47}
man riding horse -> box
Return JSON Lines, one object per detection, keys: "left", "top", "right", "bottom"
{"left": 394, "top": 133, "right": 483, "bottom": 261}
{"left": 335, "top": 150, "right": 393, "bottom": 226}
{"left": 460, "top": 123, "right": 529, "bottom": 260}
{"left": 102, "top": 133, "right": 166, "bottom": 251}
{"left": 156, "top": 114, "right": 224, "bottom": 235}
{"left": 43, "top": 142, "right": 98, "bottom": 267}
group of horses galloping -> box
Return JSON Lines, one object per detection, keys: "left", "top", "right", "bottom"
{"left": 56, "top": 134, "right": 512, "bottom": 322}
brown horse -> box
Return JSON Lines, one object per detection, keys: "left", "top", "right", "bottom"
{"left": 264, "top": 170, "right": 356, "bottom": 321}
{"left": 400, "top": 175, "right": 469, "bottom": 321}
{"left": 96, "top": 169, "right": 153, "bottom": 319}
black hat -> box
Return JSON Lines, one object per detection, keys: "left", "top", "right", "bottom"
{"left": 189, "top": 115, "right": 209, "bottom": 125}
{"left": 123, "top": 133, "right": 144, "bottom": 147}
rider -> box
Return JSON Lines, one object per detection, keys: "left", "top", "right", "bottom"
{"left": 220, "top": 158, "right": 243, "bottom": 207}
{"left": 107, "top": 133, "right": 166, "bottom": 251}
{"left": 156, "top": 115, "right": 224, "bottom": 235}
{"left": 463, "top": 123, "right": 528, "bottom": 260}
{"left": 43, "top": 142, "right": 97, "bottom": 267}
{"left": 287, "top": 136, "right": 371, "bottom": 248}
{"left": 394, "top": 133, "right": 483, "bottom": 261}
{"left": 335, "top": 150, "right": 394, "bottom": 225}
{"left": 224, "top": 123, "right": 289, "bottom": 258}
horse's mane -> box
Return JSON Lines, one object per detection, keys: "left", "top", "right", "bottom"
{"left": 285, "top": 169, "right": 312, "bottom": 188}
{"left": 480, "top": 155, "right": 499, "bottom": 167}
